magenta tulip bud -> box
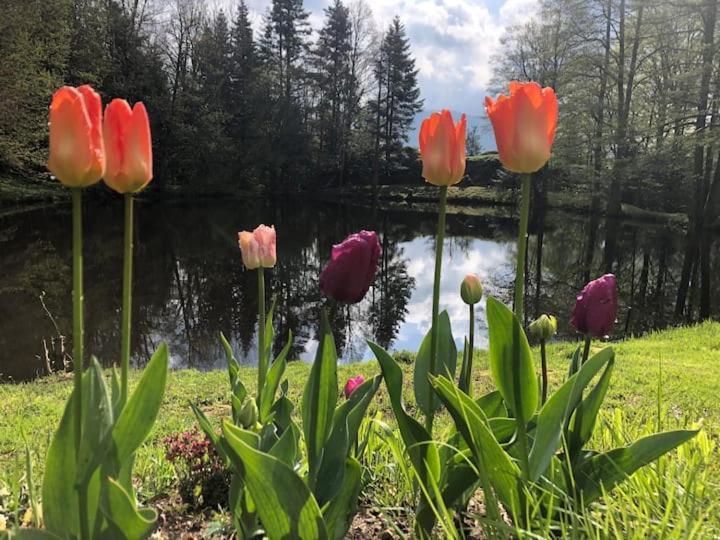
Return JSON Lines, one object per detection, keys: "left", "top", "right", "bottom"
{"left": 319, "top": 231, "right": 381, "bottom": 304}
{"left": 570, "top": 274, "right": 619, "bottom": 338}
{"left": 344, "top": 375, "right": 365, "bottom": 398}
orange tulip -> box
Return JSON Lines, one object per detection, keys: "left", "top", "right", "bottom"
{"left": 47, "top": 85, "right": 105, "bottom": 188}
{"left": 485, "top": 82, "right": 558, "bottom": 174}
{"left": 238, "top": 225, "right": 276, "bottom": 270}
{"left": 419, "top": 110, "right": 467, "bottom": 186}
{"left": 103, "top": 98, "right": 153, "bottom": 194}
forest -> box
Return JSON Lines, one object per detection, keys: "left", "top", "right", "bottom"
{"left": 0, "top": 0, "right": 423, "bottom": 191}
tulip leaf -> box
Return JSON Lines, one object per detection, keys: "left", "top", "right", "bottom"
{"left": 459, "top": 337, "right": 470, "bottom": 394}
{"left": 41, "top": 384, "right": 79, "bottom": 537}
{"left": 314, "top": 375, "right": 381, "bottom": 505}
{"left": 111, "top": 343, "right": 168, "bottom": 465}
{"left": 101, "top": 477, "right": 157, "bottom": 539}
{"left": 10, "top": 530, "right": 63, "bottom": 539}
{"left": 302, "top": 311, "right": 338, "bottom": 485}
{"left": 568, "top": 357, "right": 615, "bottom": 459}
{"left": 268, "top": 421, "right": 300, "bottom": 466}
{"left": 220, "top": 331, "right": 240, "bottom": 386}
{"left": 430, "top": 375, "right": 522, "bottom": 519}
{"left": 259, "top": 331, "right": 292, "bottom": 423}
{"left": 77, "top": 358, "right": 114, "bottom": 485}
{"left": 369, "top": 341, "right": 440, "bottom": 535}
{"left": 486, "top": 297, "right": 537, "bottom": 423}
{"left": 222, "top": 421, "right": 328, "bottom": 540}
{"left": 322, "top": 457, "right": 363, "bottom": 540}
{"left": 575, "top": 430, "right": 698, "bottom": 504}
{"left": 476, "top": 390, "right": 507, "bottom": 418}
{"left": 414, "top": 310, "right": 457, "bottom": 417}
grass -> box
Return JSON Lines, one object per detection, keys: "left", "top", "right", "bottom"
{"left": 1, "top": 322, "right": 718, "bottom": 536}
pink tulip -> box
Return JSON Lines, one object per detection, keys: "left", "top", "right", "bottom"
{"left": 344, "top": 375, "right": 365, "bottom": 398}
{"left": 320, "top": 231, "right": 381, "bottom": 304}
{"left": 570, "top": 274, "right": 619, "bottom": 338}
{"left": 238, "top": 225, "right": 276, "bottom": 270}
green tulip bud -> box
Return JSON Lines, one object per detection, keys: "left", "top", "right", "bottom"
{"left": 529, "top": 314, "right": 557, "bottom": 341}
{"left": 460, "top": 274, "right": 483, "bottom": 305}
{"left": 238, "top": 398, "right": 259, "bottom": 429}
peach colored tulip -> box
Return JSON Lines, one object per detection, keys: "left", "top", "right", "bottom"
{"left": 419, "top": 110, "right": 467, "bottom": 186}
{"left": 238, "top": 225, "right": 276, "bottom": 270}
{"left": 103, "top": 98, "right": 153, "bottom": 194}
{"left": 47, "top": 85, "right": 105, "bottom": 188}
{"left": 485, "top": 82, "right": 558, "bottom": 174}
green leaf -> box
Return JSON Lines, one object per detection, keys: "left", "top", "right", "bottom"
{"left": 222, "top": 421, "right": 329, "bottom": 539}
{"left": 302, "top": 311, "right": 338, "bottom": 483}
{"left": 414, "top": 310, "right": 458, "bottom": 417}
{"left": 111, "top": 344, "right": 168, "bottom": 465}
{"left": 368, "top": 340, "right": 440, "bottom": 537}
{"left": 568, "top": 358, "right": 615, "bottom": 458}
{"left": 41, "top": 383, "right": 79, "bottom": 537}
{"left": 190, "top": 403, "right": 221, "bottom": 449}
{"left": 476, "top": 391, "right": 507, "bottom": 418}
{"left": 314, "top": 375, "right": 381, "bottom": 505}
{"left": 528, "top": 348, "right": 614, "bottom": 481}
{"left": 486, "top": 297, "right": 537, "bottom": 423}
{"left": 430, "top": 375, "right": 522, "bottom": 518}
{"left": 575, "top": 430, "right": 698, "bottom": 504}
{"left": 220, "top": 332, "right": 240, "bottom": 385}
{"left": 459, "top": 337, "right": 470, "bottom": 394}
{"left": 101, "top": 477, "right": 157, "bottom": 539}
{"left": 10, "top": 530, "right": 63, "bottom": 539}
{"left": 264, "top": 297, "right": 277, "bottom": 365}
{"left": 322, "top": 458, "right": 363, "bottom": 540}
{"left": 268, "top": 422, "right": 300, "bottom": 466}
{"left": 77, "top": 359, "right": 114, "bottom": 485}
{"left": 259, "top": 331, "right": 292, "bottom": 423}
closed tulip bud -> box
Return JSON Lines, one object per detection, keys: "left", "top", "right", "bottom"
{"left": 344, "top": 375, "right": 365, "bottom": 399}
{"left": 460, "top": 274, "right": 483, "bottom": 305}
{"left": 320, "top": 231, "right": 381, "bottom": 304}
{"left": 238, "top": 398, "right": 258, "bottom": 428}
{"left": 103, "top": 98, "right": 153, "bottom": 193}
{"left": 529, "top": 314, "right": 557, "bottom": 341}
{"left": 47, "top": 85, "right": 105, "bottom": 188}
{"left": 571, "top": 274, "right": 619, "bottom": 338}
{"left": 419, "top": 110, "right": 467, "bottom": 186}
{"left": 485, "top": 82, "right": 558, "bottom": 174}
{"left": 238, "top": 225, "right": 276, "bottom": 270}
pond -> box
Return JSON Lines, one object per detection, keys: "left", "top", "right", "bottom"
{"left": 1, "top": 196, "right": 718, "bottom": 382}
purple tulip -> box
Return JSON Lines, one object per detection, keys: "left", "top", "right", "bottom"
{"left": 320, "top": 231, "right": 381, "bottom": 304}
{"left": 344, "top": 375, "right": 365, "bottom": 399}
{"left": 570, "top": 274, "right": 619, "bottom": 338}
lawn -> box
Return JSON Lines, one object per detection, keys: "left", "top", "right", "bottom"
{"left": 1, "top": 322, "right": 718, "bottom": 537}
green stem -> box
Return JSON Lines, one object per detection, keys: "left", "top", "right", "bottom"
{"left": 540, "top": 339, "right": 548, "bottom": 405}
{"left": 514, "top": 173, "right": 532, "bottom": 326}
{"left": 71, "top": 188, "right": 89, "bottom": 540}
{"left": 257, "top": 268, "right": 266, "bottom": 403}
{"left": 467, "top": 303, "right": 475, "bottom": 398}
{"left": 120, "top": 193, "right": 134, "bottom": 408}
{"left": 426, "top": 186, "right": 447, "bottom": 434}
{"left": 581, "top": 335, "right": 592, "bottom": 366}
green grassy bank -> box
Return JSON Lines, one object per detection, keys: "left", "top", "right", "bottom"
{"left": 1, "top": 322, "right": 718, "bottom": 536}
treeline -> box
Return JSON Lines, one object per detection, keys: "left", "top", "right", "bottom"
{"left": 0, "top": 0, "right": 423, "bottom": 191}
{"left": 496, "top": 0, "right": 720, "bottom": 320}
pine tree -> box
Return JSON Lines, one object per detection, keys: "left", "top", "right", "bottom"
{"left": 370, "top": 17, "right": 423, "bottom": 179}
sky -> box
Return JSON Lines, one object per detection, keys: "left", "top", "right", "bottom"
{"left": 222, "top": 0, "right": 539, "bottom": 120}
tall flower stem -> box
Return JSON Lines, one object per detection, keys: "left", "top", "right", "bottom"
{"left": 120, "top": 193, "right": 134, "bottom": 407}
{"left": 581, "top": 334, "right": 592, "bottom": 365}
{"left": 71, "top": 188, "right": 84, "bottom": 448}
{"left": 71, "top": 188, "right": 89, "bottom": 540}
{"left": 427, "top": 186, "right": 448, "bottom": 434}
{"left": 540, "top": 339, "right": 548, "bottom": 405}
{"left": 257, "top": 268, "right": 266, "bottom": 402}
{"left": 466, "top": 303, "right": 475, "bottom": 397}
{"left": 514, "top": 173, "right": 532, "bottom": 325}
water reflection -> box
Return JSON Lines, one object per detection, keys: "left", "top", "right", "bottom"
{"left": 0, "top": 198, "right": 718, "bottom": 381}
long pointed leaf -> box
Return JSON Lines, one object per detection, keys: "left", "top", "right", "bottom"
{"left": 414, "top": 311, "right": 458, "bottom": 417}
{"left": 259, "top": 331, "right": 291, "bottom": 423}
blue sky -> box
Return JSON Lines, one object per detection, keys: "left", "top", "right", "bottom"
{"left": 225, "top": 0, "right": 539, "bottom": 120}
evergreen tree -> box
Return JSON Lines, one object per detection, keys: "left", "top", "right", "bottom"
{"left": 370, "top": 17, "right": 423, "bottom": 178}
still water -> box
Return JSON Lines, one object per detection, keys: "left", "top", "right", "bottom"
{"left": 1, "top": 197, "right": 718, "bottom": 381}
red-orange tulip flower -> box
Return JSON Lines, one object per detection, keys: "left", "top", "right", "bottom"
{"left": 485, "top": 82, "right": 558, "bottom": 174}
{"left": 47, "top": 85, "right": 105, "bottom": 188}
{"left": 103, "top": 98, "right": 153, "bottom": 194}
{"left": 419, "top": 110, "right": 467, "bottom": 186}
